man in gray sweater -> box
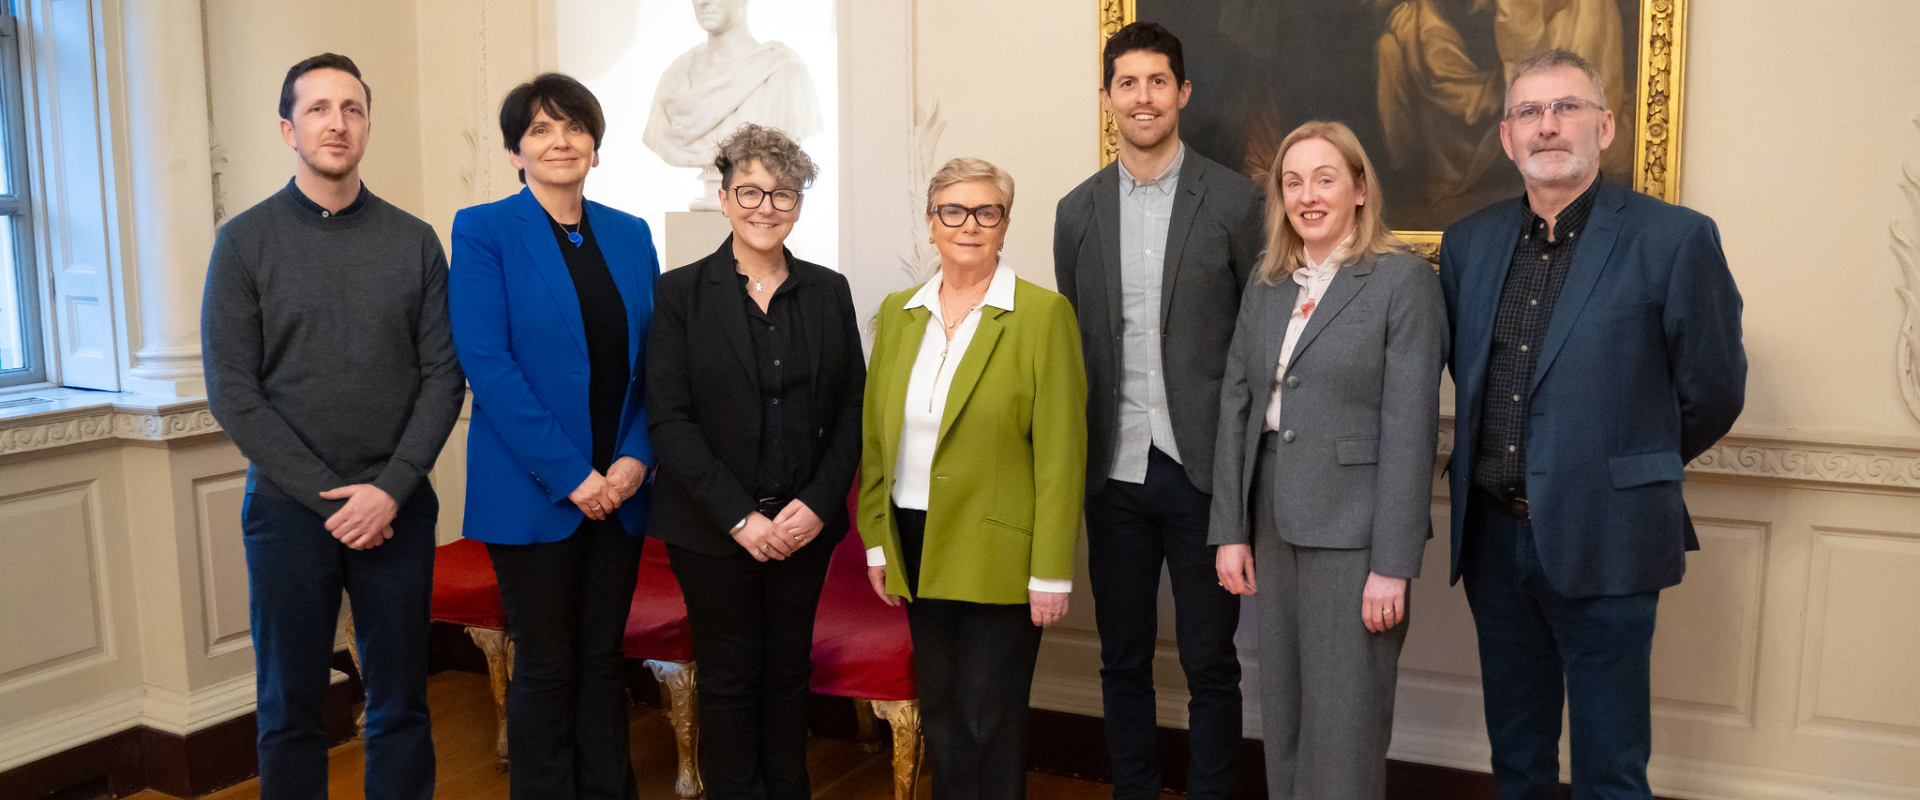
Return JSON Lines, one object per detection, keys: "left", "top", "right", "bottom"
{"left": 201, "top": 54, "right": 464, "bottom": 800}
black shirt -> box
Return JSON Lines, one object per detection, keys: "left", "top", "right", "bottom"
{"left": 1472, "top": 173, "right": 1603, "bottom": 497}
{"left": 285, "top": 177, "right": 370, "bottom": 217}
{"left": 739, "top": 270, "right": 813, "bottom": 501}
{"left": 547, "top": 210, "right": 630, "bottom": 472}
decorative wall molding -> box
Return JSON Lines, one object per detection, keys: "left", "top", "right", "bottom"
{"left": 1893, "top": 110, "right": 1920, "bottom": 424}
{"left": 1437, "top": 417, "right": 1920, "bottom": 494}
{"left": 0, "top": 398, "right": 222, "bottom": 457}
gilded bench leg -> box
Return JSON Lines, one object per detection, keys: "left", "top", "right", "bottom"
{"left": 344, "top": 615, "right": 365, "bottom": 737}
{"left": 645, "top": 660, "right": 703, "bottom": 799}
{"left": 870, "top": 699, "right": 923, "bottom": 800}
{"left": 853, "top": 698, "right": 884, "bottom": 754}
{"left": 467, "top": 626, "right": 513, "bottom": 772}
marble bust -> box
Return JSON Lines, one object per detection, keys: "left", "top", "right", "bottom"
{"left": 643, "top": 0, "right": 823, "bottom": 208}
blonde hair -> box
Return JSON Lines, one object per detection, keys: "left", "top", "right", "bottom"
{"left": 925, "top": 157, "right": 1015, "bottom": 218}
{"left": 1256, "top": 121, "right": 1404, "bottom": 284}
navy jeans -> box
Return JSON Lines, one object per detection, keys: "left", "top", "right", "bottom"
{"left": 1084, "top": 448, "right": 1242, "bottom": 800}
{"left": 242, "top": 476, "right": 437, "bottom": 800}
{"left": 1461, "top": 496, "right": 1660, "bottom": 800}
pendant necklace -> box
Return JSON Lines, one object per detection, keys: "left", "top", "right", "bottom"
{"left": 561, "top": 219, "right": 584, "bottom": 248}
{"left": 742, "top": 263, "right": 784, "bottom": 293}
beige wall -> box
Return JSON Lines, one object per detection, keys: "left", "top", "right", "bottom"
{"left": 1682, "top": 0, "right": 1920, "bottom": 439}
{"left": 203, "top": 0, "right": 429, "bottom": 222}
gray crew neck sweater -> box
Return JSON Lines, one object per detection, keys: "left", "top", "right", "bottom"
{"left": 201, "top": 183, "right": 467, "bottom": 518}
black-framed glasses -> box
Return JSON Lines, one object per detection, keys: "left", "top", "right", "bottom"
{"left": 730, "top": 185, "right": 802, "bottom": 212}
{"left": 1504, "top": 98, "right": 1600, "bottom": 125}
{"left": 933, "top": 203, "right": 1006, "bottom": 228}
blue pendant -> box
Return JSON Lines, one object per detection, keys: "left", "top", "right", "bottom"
{"left": 568, "top": 231, "right": 584, "bottom": 247}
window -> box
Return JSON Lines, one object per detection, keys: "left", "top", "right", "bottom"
{"left": 0, "top": 11, "right": 42, "bottom": 389}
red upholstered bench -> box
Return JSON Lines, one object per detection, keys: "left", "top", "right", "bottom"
{"left": 430, "top": 538, "right": 513, "bottom": 770}
{"left": 810, "top": 494, "right": 922, "bottom": 800}
{"left": 623, "top": 536, "right": 700, "bottom": 798}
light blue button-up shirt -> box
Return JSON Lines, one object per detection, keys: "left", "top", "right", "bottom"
{"left": 1110, "top": 144, "right": 1186, "bottom": 483}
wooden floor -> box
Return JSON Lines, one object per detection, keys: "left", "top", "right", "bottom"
{"left": 126, "top": 670, "right": 1172, "bottom": 800}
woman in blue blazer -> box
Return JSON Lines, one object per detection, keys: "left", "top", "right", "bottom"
{"left": 449, "top": 74, "right": 656, "bottom": 799}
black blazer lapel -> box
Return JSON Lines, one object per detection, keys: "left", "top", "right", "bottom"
{"left": 1160, "top": 158, "right": 1208, "bottom": 327}
{"left": 1093, "top": 164, "right": 1125, "bottom": 345}
{"left": 700, "top": 236, "right": 760, "bottom": 387}
{"left": 1530, "top": 183, "right": 1626, "bottom": 394}
{"left": 791, "top": 255, "right": 827, "bottom": 394}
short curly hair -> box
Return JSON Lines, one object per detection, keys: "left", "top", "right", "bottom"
{"left": 713, "top": 123, "right": 819, "bottom": 190}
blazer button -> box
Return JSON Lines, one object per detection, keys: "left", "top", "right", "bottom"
{"left": 1282, "top": 430, "right": 1297, "bottom": 443}
{"left": 1285, "top": 375, "right": 1300, "bottom": 388}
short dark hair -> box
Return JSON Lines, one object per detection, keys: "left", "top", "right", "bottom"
{"left": 1102, "top": 22, "right": 1185, "bottom": 90}
{"left": 279, "top": 53, "right": 371, "bottom": 121}
{"left": 499, "top": 73, "right": 606, "bottom": 185}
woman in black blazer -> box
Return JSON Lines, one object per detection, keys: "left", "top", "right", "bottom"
{"left": 645, "top": 123, "right": 865, "bottom": 800}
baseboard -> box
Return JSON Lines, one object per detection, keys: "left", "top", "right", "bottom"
{"left": 0, "top": 654, "right": 361, "bottom": 800}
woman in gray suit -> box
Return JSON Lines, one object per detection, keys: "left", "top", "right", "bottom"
{"left": 1210, "top": 120, "right": 1445, "bottom": 799}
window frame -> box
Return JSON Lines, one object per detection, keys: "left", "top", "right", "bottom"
{"left": 0, "top": 10, "right": 44, "bottom": 390}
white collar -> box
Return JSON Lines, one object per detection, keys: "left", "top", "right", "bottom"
{"left": 903, "top": 261, "right": 1018, "bottom": 316}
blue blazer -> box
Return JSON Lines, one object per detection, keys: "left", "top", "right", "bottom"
{"left": 1439, "top": 179, "right": 1745, "bottom": 598}
{"left": 449, "top": 187, "right": 658, "bottom": 544}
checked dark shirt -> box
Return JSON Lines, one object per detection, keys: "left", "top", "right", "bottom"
{"left": 1471, "top": 174, "right": 1603, "bottom": 497}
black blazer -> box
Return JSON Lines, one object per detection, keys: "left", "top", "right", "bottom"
{"left": 646, "top": 237, "right": 866, "bottom": 556}
{"left": 1054, "top": 150, "right": 1266, "bottom": 495}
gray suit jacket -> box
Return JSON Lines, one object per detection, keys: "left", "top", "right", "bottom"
{"left": 1207, "top": 249, "right": 1447, "bottom": 579}
{"left": 1054, "top": 151, "right": 1266, "bottom": 495}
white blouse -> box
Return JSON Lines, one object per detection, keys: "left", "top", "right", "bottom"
{"left": 866, "top": 262, "right": 1071, "bottom": 593}
{"left": 1264, "top": 244, "right": 1345, "bottom": 432}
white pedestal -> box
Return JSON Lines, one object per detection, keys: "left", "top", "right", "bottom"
{"left": 664, "top": 211, "right": 735, "bottom": 271}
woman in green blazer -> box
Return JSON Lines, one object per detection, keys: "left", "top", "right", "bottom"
{"left": 859, "top": 157, "right": 1087, "bottom": 800}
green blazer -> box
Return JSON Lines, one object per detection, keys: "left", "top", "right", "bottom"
{"left": 858, "top": 274, "right": 1088, "bottom": 605}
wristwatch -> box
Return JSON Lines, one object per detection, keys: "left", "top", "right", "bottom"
{"left": 729, "top": 516, "right": 748, "bottom": 536}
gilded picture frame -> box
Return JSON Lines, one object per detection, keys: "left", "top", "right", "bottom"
{"left": 1098, "top": 0, "right": 1687, "bottom": 260}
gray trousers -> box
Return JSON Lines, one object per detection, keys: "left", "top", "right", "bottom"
{"left": 1253, "top": 448, "right": 1408, "bottom": 800}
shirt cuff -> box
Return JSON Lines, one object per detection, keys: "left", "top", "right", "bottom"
{"left": 1028, "top": 577, "right": 1072, "bottom": 593}
{"left": 866, "top": 546, "right": 886, "bottom": 566}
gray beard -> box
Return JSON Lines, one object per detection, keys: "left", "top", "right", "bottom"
{"left": 1519, "top": 148, "right": 1596, "bottom": 184}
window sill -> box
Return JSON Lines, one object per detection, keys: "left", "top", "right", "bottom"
{"left": 0, "top": 389, "right": 219, "bottom": 458}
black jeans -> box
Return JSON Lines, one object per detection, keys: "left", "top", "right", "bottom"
{"left": 667, "top": 536, "right": 835, "bottom": 800}
{"left": 1461, "top": 496, "right": 1660, "bottom": 800}
{"left": 1084, "top": 448, "right": 1243, "bottom": 799}
{"left": 242, "top": 480, "right": 437, "bottom": 800}
{"left": 488, "top": 519, "right": 643, "bottom": 800}
{"left": 897, "top": 506, "right": 1045, "bottom": 800}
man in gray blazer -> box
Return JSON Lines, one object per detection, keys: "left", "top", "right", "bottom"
{"left": 1053, "top": 22, "right": 1265, "bottom": 800}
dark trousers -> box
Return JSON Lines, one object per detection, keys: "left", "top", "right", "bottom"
{"left": 1461, "top": 496, "right": 1661, "bottom": 800}
{"left": 1084, "top": 447, "right": 1243, "bottom": 800}
{"left": 242, "top": 480, "right": 437, "bottom": 800}
{"left": 488, "top": 519, "right": 643, "bottom": 800}
{"left": 897, "top": 507, "right": 1045, "bottom": 800}
{"left": 667, "top": 537, "right": 835, "bottom": 800}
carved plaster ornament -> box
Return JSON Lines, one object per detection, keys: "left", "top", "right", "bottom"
{"left": 1894, "top": 112, "right": 1920, "bottom": 423}
{"left": 643, "top": 0, "right": 823, "bottom": 211}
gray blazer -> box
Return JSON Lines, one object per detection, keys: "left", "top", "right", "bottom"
{"left": 1207, "top": 249, "right": 1447, "bottom": 579}
{"left": 1054, "top": 152, "right": 1266, "bottom": 495}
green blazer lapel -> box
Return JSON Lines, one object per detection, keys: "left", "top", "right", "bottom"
{"left": 882, "top": 305, "right": 932, "bottom": 478}
{"left": 937, "top": 308, "right": 1007, "bottom": 444}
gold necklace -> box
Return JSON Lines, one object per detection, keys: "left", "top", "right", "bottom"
{"left": 939, "top": 280, "right": 990, "bottom": 333}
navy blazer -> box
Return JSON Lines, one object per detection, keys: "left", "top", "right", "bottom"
{"left": 449, "top": 187, "right": 658, "bottom": 544}
{"left": 1439, "top": 179, "right": 1745, "bottom": 598}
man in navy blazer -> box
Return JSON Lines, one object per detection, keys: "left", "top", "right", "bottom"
{"left": 1438, "top": 50, "right": 1745, "bottom": 800}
